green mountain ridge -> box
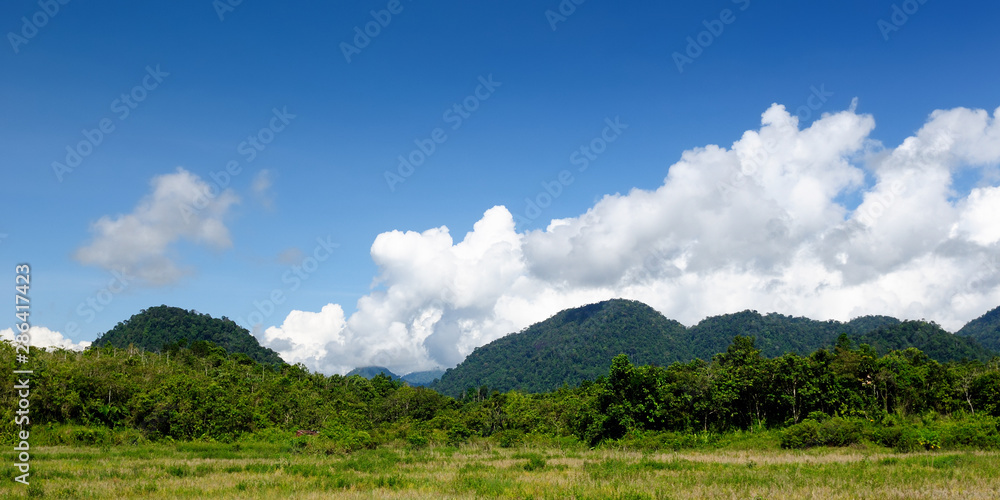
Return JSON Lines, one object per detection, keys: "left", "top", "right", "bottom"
{"left": 400, "top": 370, "right": 446, "bottom": 386}
{"left": 957, "top": 306, "right": 1000, "bottom": 351}
{"left": 345, "top": 366, "right": 400, "bottom": 380}
{"left": 859, "top": 320, "right": 995, "bottom": 362}
{"left": 685, "top": 310, "right": 902, "bottom": 361}
{"left": 432, "top": 299, "right": 1000, "bottom": 397}
{"left": 432, "top": 299, "right": 691, "bottom": 397}
{"left": 344, "top": 366, "right": 445, "bottom": 387}
{"left": 92, "top": 305, "right": 285, "bottom": 366}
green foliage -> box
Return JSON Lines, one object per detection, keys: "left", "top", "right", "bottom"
{"left": 856, "top": 320, "right": 995, "bottom": 362}
{"left": 957, "top": 305, "right": 1000, "bottom": 352}
{"left": 433, "top": 299, "right": 692, "bottom": 396}
{"left": 491, "top": 429, "right": 524, "bottom": 448}
{"left": 406, "top": 433, "right": 429, "bottom": 449}
{"left": 92, "top": 305, "right": 285, "bottom": 366}
{"left": 779, "top": 418, "right": 863, "bottom": 448}
{"left": 432, "top": 300, "right": 997, "bottom": 398}
{"left": 4, "top": 302, "right": 1000, "bottom": 459}
{"left": 521, "top": 453, "right": 546, "bottom": 471}
{"left": 686, "top": 311, "right": 896, "bottom": 361}
{"left": 446, "top": 423, "right": 473, "bottom": 446}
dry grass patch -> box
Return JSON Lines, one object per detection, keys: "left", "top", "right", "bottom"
{"left": 2, "top": 444, "right": 999, "bottom": 499}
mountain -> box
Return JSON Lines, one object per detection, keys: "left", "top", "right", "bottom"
{"left": 431, "top": 299, "right": 1000, "bottom": 397}
{"left": 92, "top": 305, "right": 285, "bottom": 366}
{"left": 685, "top": 311, "right": 901, "bottom": 360}
{"left": 345, "top": 366, "right": 400, "bottom": 380}
{"left": 344, "top": 367, "right": 444, "bottom": 386}
{"left": 857, "top": 320, "right": 996, "bottom": 362}
{"left": 432, "top": 299, "right": 690, "bottom": 397}
{"left": 957, "top": 306, "right": 1000, "bottom": 352}
{"left": 401, "top": 370, "right": 445, "bottom": 387}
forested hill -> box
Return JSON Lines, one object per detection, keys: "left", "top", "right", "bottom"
{"left": 432, "top": 299, "right": 691, "bottom": 397}
{"left": 432, "top": 300, "right": 1000, "bottom": 396}
{"left": 92, "top": 305, "right": 285, "bottom": 366}
{"left": 957, "top": 306, "right": 1000, "bottom": 352}
{"left": 857, "top": 320, "right": 996, "bottom": 362}
{"left": 685, "top": 311, "right": 901, "bottom": 360}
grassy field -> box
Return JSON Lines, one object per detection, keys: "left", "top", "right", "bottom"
{"left": 4, "top": 439, "right": 1000, "bottom": 499}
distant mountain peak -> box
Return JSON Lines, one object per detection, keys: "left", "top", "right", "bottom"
{"left": 433, "top": 298, "right": 690, "bottom": 396}
{"left": 345, "top": 366, "right": 400, "bottom": 380}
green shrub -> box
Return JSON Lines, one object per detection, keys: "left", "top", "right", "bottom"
{"left": 446, "top": 424, "right": 472, "bottom": 446}
{"left": 609, "top": 430, "right": 722, "bottom": 451}
{"left": 780, "top": 418, "right": 861, "bottom": 448}
{"left": 806, "top": 411, "right": 829, "bottom": 422}
{"left": 938, "top": 417, "right": 1000, "bottom": 450}
{"left": 491, "top": 429, "right": 524, "bottom": 448}
{"left": 780, "top": 419, "right": 820, "bottom": 449}
{"left": 406, "top": 433, "right": 429, "bottom": 449}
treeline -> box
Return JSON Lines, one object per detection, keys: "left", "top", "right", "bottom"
{"left": 2, "top": 336, "right": 999, "bottom": 451}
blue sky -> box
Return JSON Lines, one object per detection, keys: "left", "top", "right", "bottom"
{"left": 3, "top": 1, "right": 1000, "bottom": 373}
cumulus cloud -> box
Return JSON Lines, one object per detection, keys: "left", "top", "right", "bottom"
{"left": 259, "top": 104, "right": 1000, "bottom": 375}
{"left": 1, "top": 326, "right": 91, "bottom": 351}
{"left": 74, "top": 167, "right": 239, "bottom": 286}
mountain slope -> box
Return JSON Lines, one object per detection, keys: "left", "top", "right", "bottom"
{"left": 92, "top": 305, "right": 285, "bottom": 366}
{"left": 345, "top": 366, "right": 400, "bottom": 380}
{"left": 957, "top": 306, "right": 1000, "bottom": 352}
{"left": 432, "top": 299, "right": 690, "bottom": 397}
{"left": 431, "top": 299, "right": 1000, "bottom": 396}
{"left": 857, "top": 320, "right": 996, "bottom": 362}
{"left": 686, "top": 311, "right": 901, "bottom": 360}
{"left": 401, "top": 370, "right": 445, "bottom": 387}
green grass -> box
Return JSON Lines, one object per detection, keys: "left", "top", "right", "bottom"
{"left": 2, "top": 440, "right": 1000, "bottom": 499}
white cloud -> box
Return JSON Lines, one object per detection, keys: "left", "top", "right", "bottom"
{"left": 259, "top": 104, "right": 1000, "bottom": 375}
{"left": 74, "top": 167, "right": 239, "bottom": 286}
{"left": 1, "top": 326, "right": 91, "bottom": 351}
{"left": 252, "top": 169, "right": 275, "bottom": 209}
{"left": 262, "top": 304, "right": 347, "bottom": 371}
